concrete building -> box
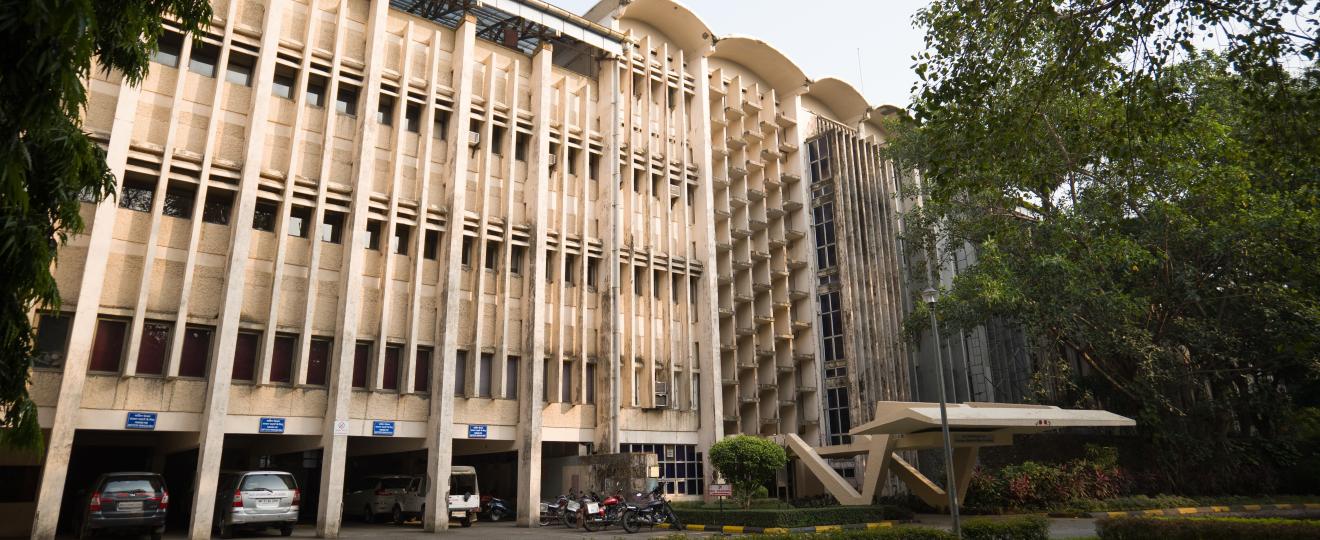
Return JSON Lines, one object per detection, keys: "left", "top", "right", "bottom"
{"left": 7, "top": 0, "right": 914, "bottom": 537}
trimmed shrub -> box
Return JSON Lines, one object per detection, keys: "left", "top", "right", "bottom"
{"left": 673, "top": 505, "right": 912, "bottom": 528}
{"left": 963, "top": 516, "right": 1050, "bottom": 540}
{"left": 965, "top": 446, "right": 1131, "bottom": 513}
{"left": 736, "top": 528, "right": 956, "bottom": 540}
{"left": 1097, "top": 516, "right": 1320, "bottom": 540}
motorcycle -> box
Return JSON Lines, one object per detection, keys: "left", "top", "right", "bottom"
{"left": 479, "top": 495, "right": 512, "bottom": 522}
{"left": 620, "top": 485, "right": 682, "bottom": 533}
{"left": 540, "top": 492, "right": 578, "bottom": 527}
{"left": 579, "top": 487, "right": 628, "bottom": 532}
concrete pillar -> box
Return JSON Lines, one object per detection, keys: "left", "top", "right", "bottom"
{"left": 689, "top": 53, "right": 727, "bottom": 499}
{"left": 596, "top": 46, "right": 624, "bottom": 456}
{"left": 515, "top": 43, "right": 553, "bottom": 527}
{"left": 188, "top": 2, "right": 286, "bottom": 537}
{"left": 423, "top": 13, "right": 479, "bottom": 533}
{"left": 315, "top": 0, "right": 390, "bottom": 537}
{"left": 30, "top": 80, "right": 143, "bottom": 540}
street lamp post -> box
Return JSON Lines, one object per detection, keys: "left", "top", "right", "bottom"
{"left": 922, "top": 269, "right": 961, "bottom": 537}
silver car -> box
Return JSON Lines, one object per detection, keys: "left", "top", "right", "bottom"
{"left": 214, "top": 471, "right": 299, "bottom": 538}
{"left": 343, "top": 475, "right": 413, "bottom": 523}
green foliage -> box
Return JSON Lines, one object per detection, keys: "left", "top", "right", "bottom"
{"left": 708, "top": 435, "right": 788, "bottom": 509}
{"left": 1097, "top": 516, "right": 1320, "bottom": 540}
{"left": 964, "top": 451, "right": 1129, "bottom": 512}
{"left": 963, "top": 516, "right": 1050, "bottom": 540}
{"left": 674, "top": 505, "right": 913, "bottom": 528}
{"left": 894, "top": 0, "right": 1320, "bottom": 493}
{"left": 732, "top": 528, "right": 955, "bottom": 540}
{"left": 0, "top": 0, "right": 211, "bottom": 450}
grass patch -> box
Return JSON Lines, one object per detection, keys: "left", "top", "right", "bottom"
{"left": 1097, "top": 516, "right": 1320, "bottom": 539}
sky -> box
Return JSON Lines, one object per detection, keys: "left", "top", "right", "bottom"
{"left": 552, "top": 0, "right": 931, "bottom": 108}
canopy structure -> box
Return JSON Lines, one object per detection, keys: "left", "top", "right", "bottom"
{"left": 779, "top": 402, "right": 1135, "bottom": 508}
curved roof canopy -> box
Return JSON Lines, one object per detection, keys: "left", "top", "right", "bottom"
{"left": 618, "top": 0, "right": 713, "bottom": 55}
{"left": 711, "top": 35, "right": 809, "bottom": 95}
{"left": 807, "top": 77, "right": 871, "bottom": 124}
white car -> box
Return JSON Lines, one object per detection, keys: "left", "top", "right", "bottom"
{"left": 343, "top": 475, "right": 412, "bottom": 523}
{"left": 394, "top": 467, "right": 480, "bottom": 527}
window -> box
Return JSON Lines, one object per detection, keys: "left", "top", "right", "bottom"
{"left": 586, "top": 257, "right": 598, "bottom": 289}
{"left": 819, "top": 291, "right": 845, "bottom": 363}
{"left": 454, "top": 350, "right": 468, "bottom": 396}
{"left": 634, "top": 267, "right": 644, "bottom": 296}
{"left": 484, "top": 240, "right": 499, "bottom": 270}
{"left": 336, "top": 84, "right": 359, "bottom": 116}
{"left": 305, "top": 75, "right": 326, "bottom": 107}
{"left": 478, "top": 353, "right": 493, "bottom": 398}
{"left": 405, "top": 104, "right": 420, "bottom": 133}
{"left": 414, "top": 347, "right": 432, "bottom": 392}
{"left": 632, "top": 363, "right": 641, "bottom": 406}
{"left": 564, "top": 254, "right": 576, "bottom": 286}
{"left": 271, "top": 334, "right": 296, "bottom": 384}
{"left": 393, "top": 224, "right": 410, "bottom": 255}
{"left": 423, "top": 230, "right": 439, "bottom": 260}
{"left": 136, "top": 321, "right": 171, "bottom": 376}
{"left": 179, "top": 326, "right": 212, "bottom": 378}
{"left": 690, "top": 278, "right": 699, "bottom": 319}
{"left": 560, "top": 360, "right": 572, "bottom": 402}
{"left": 90, "top": 319, "right": 127, "bottom": 373}
{"left": 188, "top": 42, "right": 219, "bottom": 77}
{"left": 272, "top": 68, "right": 295, "bottom": 100}
{"left": 585, "top": 362, "right": 596, "bottom": 404}
{"left": 623, "top": 444, "right": 704, "bottom": 495}
{"left": 672, "top": 275, "right": 681, "bottom": 304}
{"left": 376, "top": 95, "right": 394, "bottom": 126}
{"left": 490, "top": 125, "right": 506, "bottom": 155}
{"left": 545, "top": 252, "right": 555, "bottom": 282}
{"left": 514, "top": 134, "right": 528, "bottom": 161}
{"left": 202, "top": 189, "right": 234, "bottom": 225}
{"left": 589, "top": 152, "right": 601, "bottom": 180}
{"left": 433, "top": 109, "right": 450, "bottom": 139}
{"left": 383, "top": 344, "right": 402, "bottom": 391}
{"left": 119, "top": 178, "right": 154, "bottom": 213}
{"left": 826, "top": 386, "right": 852, "bottom": 445}
{"left": 163, "top": 184, "right": 194, "bottom": 219}
{"left": 252, "top": 201, "right": 278, "bottom": 232}
{"left": 33, "top": 313, "right": 72, "bottom": 369}
{"left": 505, "top": 356, "right": 519, "bottom": 399}
{"left": 307, "top": 338, "right": 330, "bottom": 385}
{"left": 691, "top": 371, "right": 700, "bottom": 410}
{"left": 321, "top": 211, "right": 344, "bottom": 243}
{"left": 351, "top": 342, "right": 370, "bottom": 389}
{"left": 365, "top": 220, "right": 382, "bottom": 250}
{"left": 812, "top": 201, "right": 838, "bottom": 270}
{"left": 288, "top": 206, "right": 311, "bottom": 238}
{"left": 232, "top": 332, "right": 259, "bottom": 382}
{"left": 225, "top": 53, "right": 255, "bottom": 86}
{"left": 542, "top": 358, "right": 551, "bottom": 403}
{"left": 653, "top": 271, "right": 663, "bottom": 300}
{"left": 567, "top": 147, "right": 580, "bottom": 175}
{"left": 510, "top": 245, "right": 524, "bottom": 274}
{"left": 152, "top": 31, "right": 184, "bottom": 67}
{"left": 460, "top": 236, "right": 473, "bottom": 266}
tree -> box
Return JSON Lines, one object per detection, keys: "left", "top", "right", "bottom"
{"left": 708, "top": 435, "right": 787, "bottom": 508}
{"left": 0, "top": 0, "right": 211, "bottom": 450}
{"left": 892, "top": 0, "right": 1320, "bottom": 494}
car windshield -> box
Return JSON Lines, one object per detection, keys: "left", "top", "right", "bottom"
{"left": 450, "top": 474, "right": 476, "bottom": 495}
{"left": 380, "top": 477, "right": 411, "bottom": 489}
{"left": 241, "top": 474, "right": 296, "bottom": 491}
{"left": 103, "top": 477, "right": 160, "bottom": 494}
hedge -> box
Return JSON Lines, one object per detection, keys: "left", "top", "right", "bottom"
{"left": 963, "top": 516, "right": 1050, "bottom": 540}
{"left": 673, "top": 505, "right": 913, "bottom": 528}
{"left": 737, "top": 528, "right": 955, "bottom": 540}
{"left": 1097, "top": 516, "right": 1320, "bottom": 540}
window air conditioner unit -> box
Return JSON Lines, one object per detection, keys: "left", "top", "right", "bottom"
{"left": 547, "top": 154, "right": 558, "bottom": 166}
{"left": 652, "top": 381, "right": 670, "bottom": 409}
{"left": 468, "top": 131, "right": 481, "bottom": 146}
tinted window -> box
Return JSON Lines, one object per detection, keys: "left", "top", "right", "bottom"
{"left": 103, "top": 477, "right": 162, "bottom": 494}
{"left": 451, "top": 474, "right": 476, "bottom": 494}
{"left": 241, "top": 474, "right": 296, "bottom": 491}
{"left": 380, "top": 477, "right": 410, "bottom": 489}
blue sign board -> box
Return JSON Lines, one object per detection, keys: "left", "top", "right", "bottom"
{"left": 468, "top": 424, "right": 488, "bottom": 439}
{"left": 372, "top": 421, "right": 395, "bottom": 437}
{"left": 259, "top": 417, "right": 285, "bottom": 434}
{"left": 125, "top": 412, "right": 157, "bottom": 430}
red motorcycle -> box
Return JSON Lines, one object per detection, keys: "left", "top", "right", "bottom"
{"left": 579, "top": 486, "right": 628, "bottom": 532}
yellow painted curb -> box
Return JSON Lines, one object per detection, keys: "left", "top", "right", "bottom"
{"left": 1243, "top": 504, "right": 1262, "bottom": 511}
{"left": 1175, "top": 507, "right": 1198, "bottom": 514}
{"left": 1210, "top": 506, "right": 1231, "bottom": 512}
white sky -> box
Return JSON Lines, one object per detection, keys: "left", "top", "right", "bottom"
{"left": 553, "top": 0, "right": 930, "bottom": 108}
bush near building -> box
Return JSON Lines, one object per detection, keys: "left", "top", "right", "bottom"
{"left": 1097, "top": 516, "right": 1320, "bottom": 540}
{"left": 708, "top": 435, "right": 789, "bottom": 509}
{"left": 964, "top": 446, "right": 1128, "bottom": 513}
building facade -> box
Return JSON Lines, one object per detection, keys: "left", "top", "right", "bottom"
{"left": 8, "top": 1, "right": 914, "bottom": 537}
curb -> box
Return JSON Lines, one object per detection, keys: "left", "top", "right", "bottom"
{"left": 1085, "top": 502, "right": 1320, "bottom": 519}
{"left": 655, "top": 521, "right": 899, "bottom": 534}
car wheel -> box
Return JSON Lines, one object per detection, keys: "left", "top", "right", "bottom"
{"left": 362, "top": 505, "right": 374, "bottom": 524}
{"left": 392, "top": 505, "right": 404, "bottom": 525}
{"left": 281, "top": 525, "right": 294, "bottom": 537}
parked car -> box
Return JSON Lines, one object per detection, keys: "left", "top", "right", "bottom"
{"left": 395, "top": 468, "right": 480, "bottom": 527}
{"left": 74, "top": 472, "right": 169, "bottom": 540}
{"left": 344, "top": 474, "right": 413, "bottom": 523}
{"left": 213, "top": 470, "right": 300, "bottom": 538}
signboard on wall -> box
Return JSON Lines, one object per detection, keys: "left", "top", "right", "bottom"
{"left": 372, "top": 421, "right": 395, "bottom": 437}
{"left": 467, "top": 424, "right": 488, "bottom": 439}
{"left": 259, "top": 417, "right": 285, "bottom": 434}
{"left": 333, "top": 419, "right": 349, "bottom": 436}
{"left": 125, "top": 412, "right": 157, "bottom": 430}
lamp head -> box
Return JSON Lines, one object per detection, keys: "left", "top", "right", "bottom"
{"left": 922, "top": 287, "right": 938, "bottom": 305}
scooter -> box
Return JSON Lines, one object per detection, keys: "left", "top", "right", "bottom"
{"left": 620, "top": 485, "right": 682, "bottom": 533}
{"left": 480, "top": 495, "right": 512, "bottom": 522}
